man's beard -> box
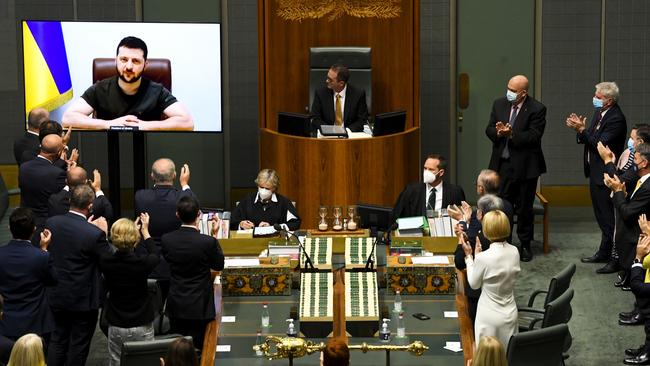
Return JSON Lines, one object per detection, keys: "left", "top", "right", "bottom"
{"left": 118, "top": 69, "right": 143, "bottom": 84}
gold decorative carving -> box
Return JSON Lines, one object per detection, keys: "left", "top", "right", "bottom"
{"left": 276, "top": 0, "right": 402, "bottom": 21}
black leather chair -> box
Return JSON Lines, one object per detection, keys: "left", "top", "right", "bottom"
{"left": 120, "top": 336, "right": 192, "bottom": 366}
{"left": 92, "top": 58, "right": 172, "bottom": 91}
{"left": 523, "top": 288, "right": 574, "bottom": 331}
{"left": 507, "top": 324, "right": 569, "bottom": 366}
{"left": 308, "top": 47, "right": 372, "bottom": 113}
{"left": 518, "top": 263, "right": 576, "bottom": 329}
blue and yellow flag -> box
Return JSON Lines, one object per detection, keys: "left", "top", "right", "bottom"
{"left": 23, "top": 21, "right": 73, "bottom": 114}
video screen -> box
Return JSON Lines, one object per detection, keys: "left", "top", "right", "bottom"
{"left": 21, "top": 21, "right": 222, "bottom": 132}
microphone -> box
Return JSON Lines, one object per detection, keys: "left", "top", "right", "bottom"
{"left": 364, "top": 235, "right": 379, "bottom": 270}
{"left": 273, "top": 224, "right": 315, "bottom": 270}
{"left": 365, "top": 221, "right": 396, "bottom": 270}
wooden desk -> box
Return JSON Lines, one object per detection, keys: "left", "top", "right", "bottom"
{"left": 259, "top": 127, "right": 420, "bottom": 226}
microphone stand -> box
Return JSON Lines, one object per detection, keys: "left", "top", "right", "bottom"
{"left": 273, "top": 224, "right": 315, "bottom": 271}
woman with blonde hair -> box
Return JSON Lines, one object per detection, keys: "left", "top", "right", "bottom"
{"left": 462, "top": 210, "right": 520, "bottom": 349}
{"left": 469, "top": 336, "right": 508, "bottom": 366}
{"left": 99, "top": 214, "right": 160, "bottom": 366}
{"left": 7, "top": 333, "right": 45, "bottom": 366}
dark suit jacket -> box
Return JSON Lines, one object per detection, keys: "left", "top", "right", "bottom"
{"left": 311, "top": 84, "right": 369, "bottom": 132}
{"left": 486, "top": 96, "right": 547, "bottom": 180}
{"left": 135, "top": 185, "right": 196, "bottom": 279}
{"left": 0, "top": 334, "right": 13, "bottom": 366}
{"left": 19, "top": 157, "right": 66, "bottom": 226}
{"left": 577, "top": 104, "right": 627, "bottom": 185}
{"left": 13, "top": 131, "right": 39, "bottom": 165}
{"left": 47, "top": 189, "right": 114, "bottom": 223}
{"left": 612, "top": 178, "right": 650, "bottom": 266}
{"left": 162, "top": 227, "right": 224, "bottom": 320}
{"left": 45, "top": 212, "right": 112, "bottom": 312}
{"left": 392, "top": 181, "right": 466, "bottom": 219}
{"left": 99, "top": 238, "right": 160, "bottom": 328}
{"left": 0, "top": 240, "right": 57, "bottom": 337}
{"left": 630, "top": 265, "right": 650, "bottom": 317}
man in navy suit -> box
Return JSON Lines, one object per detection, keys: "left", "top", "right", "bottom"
{"left": 135, "top": 158, "right": 196, "bottom": 298}
{"left": 13, "top": 108, "right": 48, "bottom": 165}
{"left": 567, "top": 81, "right": 627, "bottom": 269}
{"left": 45, "top": 185, "right": 111, "bottom": 366}
{"left": 486, "top": 75, "right": 547, "bottom": 262}
{"left": 18, "top": 134, "right": 67, "bottom": 243}
{"left": 0, "top": 295, "right": 14, "bottom": 366}
{"left": 162, "top": 196, "right": 224, "bottom": 351}
{"left": 311, "top": 64, "right": 369, "bottom": 132}
{"left": 0, "top": 208, "right": 57, "bottom": 346}
{"left": 393, "top": 154, "right": 466, "bottom": 219}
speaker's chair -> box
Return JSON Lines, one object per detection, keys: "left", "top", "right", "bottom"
{"left": 92, "top": 58, "right": 172, "bottom": 91}
{"left": 309, "top": 47, "right": 371, "bottom": 113}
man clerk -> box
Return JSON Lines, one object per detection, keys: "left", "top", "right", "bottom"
{"left": 486, "top": 75, "right": 547, "bottom": 262}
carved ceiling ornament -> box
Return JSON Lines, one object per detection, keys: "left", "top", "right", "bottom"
{"left": 276, "top": 0, "right": 402, "bottom": 21}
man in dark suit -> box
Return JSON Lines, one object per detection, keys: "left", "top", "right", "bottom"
{"left": 162, "top": 196, "right": 224, "bottom": 351}
{"left": 0, "top": 208, "right": 57, "bottom": 346}
{"left": 0, "top": 295, "right": 14, "bottom": 366}
{"left": 311, "top": 64, "right": 369, "bottom": 132}
{"left": 486, "top": 75, "right": 546, "bottom": 262}
{"left": 18, "top": 134, "right": 67, "bottom": 243}
{"left": 45, "top": 185, "right": 111, "bottom": 366}
{"left": 605, "top": 143, "right": 650, "bottom": 327}
{"left": 566, "top": 81, "right": 627, "bottom": 267}
{"left": 624, "top": 235, "right": 650, "bottom": 365}
{"left": 135, "top": 158, "right": 196, "bottom": 297}
{"left": 48, "top": 166, "right": 113, "bottom": 223}
{"left": 393, "top": 154, "right": 466, "bottom": 219}
{"left": 13, "top": 108, "right": 48, "bottom": 165}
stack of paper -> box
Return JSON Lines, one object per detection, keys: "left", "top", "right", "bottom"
{"left": 397, "top": 216, "right": 426, "bottom": 237}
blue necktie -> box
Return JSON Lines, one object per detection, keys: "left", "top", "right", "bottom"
{"left": 501, "top": 105, "right": 519, "bottom": 159}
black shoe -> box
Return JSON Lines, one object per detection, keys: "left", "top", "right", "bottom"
{"left": 597, "top": 261, "right": 621, "bottom": 274}
{"left": 625, "top": 351, "right": 650, "bottom": 365}
{"left": 616, "top": 275, "right": 629, "bottom": 288}
{"left": 520, "top": 245, "right": 533, "bottom": 262}
{"left": 620, "top": 313, "right": 644, "bottom": 326}
{"left": 620, "top": 309, "right": 637, "bottom": 318}
{"left": 627, "top": 345, "right": 646, "bottom": 358}
{"left": 581, "top": 253, "right": 609, "bottom": 263}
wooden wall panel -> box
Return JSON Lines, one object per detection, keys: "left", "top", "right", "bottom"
{"left": 258, "top": 0, "right": 420, "bottom": 130}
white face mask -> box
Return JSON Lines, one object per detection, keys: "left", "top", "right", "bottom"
{"left": 258, "top": 187, "right": 272, "bottom": 201}
{"left": 506, "top": 89, "right": 518, "bottom": 102}
{"left": 423, "top": 170, "right": 437, "bottom": 184}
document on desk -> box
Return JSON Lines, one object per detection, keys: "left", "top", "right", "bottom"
{"left": 443, "top": 341, "right": 462, "bottom": 352}
{"left": 411, "top": 256, "right": 450, "bottom": 265}
{"left": 224, "top": 258, "right": 260, "bottom": 268}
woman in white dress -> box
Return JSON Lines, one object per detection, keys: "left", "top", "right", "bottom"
{"left": 462, "top": 210, "right": 521, "bottom": 349}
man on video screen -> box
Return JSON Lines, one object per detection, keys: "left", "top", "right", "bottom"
{"left": 62, "top": 36, "right": 193, "bottom": 131}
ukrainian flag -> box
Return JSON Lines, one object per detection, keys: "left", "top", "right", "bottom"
{"left": 23, "top": 21, "right": 73, "bottom": 114}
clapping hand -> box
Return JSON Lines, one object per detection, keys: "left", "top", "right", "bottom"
{"left": 496, "top": 122, "right": 512, "bottom": 137}
{"left": 603, "top": 173, "right": 626, "bottom": 193}
{"left": 89, "top": 215, "right": 108, "bottom": 235}
{"left": 179, "top": 164, "right": 190, "bottom": 187}
{"left": 639, "top": 214, "right": 650, "bottom": 236}
{"left": 210, "top": 216, "right": 223, "bottom": 238}
{"left": 597, "top": 142, "right": 615, "bottom": 165}
{"left": 566, "top": 113, "right": 587, "bottom": 132}
{"left": 40, "top": 229, "right": 52, "bottom": 251}
{"left": 636, "top": 235, "right": 650, "bottom": 261}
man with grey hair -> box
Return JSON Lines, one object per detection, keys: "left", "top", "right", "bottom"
{"left": 135, "top": 158, "right": 196, "bottom": 298}
{"left": 13, "top": 108, "right": 49, "bottom": 165}
{"left": 567, "top": 81, "right": 627, "bottom": 272}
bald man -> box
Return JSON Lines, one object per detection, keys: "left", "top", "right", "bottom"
{"left": 486, "top": 75, "right": 547, "bottom": 262}
{"left": 48, "top": 166, "right": 113, "bottom": 222}
{"left": 134, "top": 158, "right": 196, "bottom": 298}
{"left": 18, "top": 134, "right": 67, "bottom": 244}
{"left": 14, "top": 108, "right": 49, "bottom": 165}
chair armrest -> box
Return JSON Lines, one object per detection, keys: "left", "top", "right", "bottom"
{"left": 536, "top": 191, "right": 548, "bottom": 205}
{"left": 527, "top": 317, "right": 543, "bottom": 330}
{"left": 8, "top": 188, "right": 20, "bottom": 196}
{"left": 527, "top": 290, "right": 548, "bottom": 307}
{"left": 517, "top": 307, "right": 545, "bottom": 315}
